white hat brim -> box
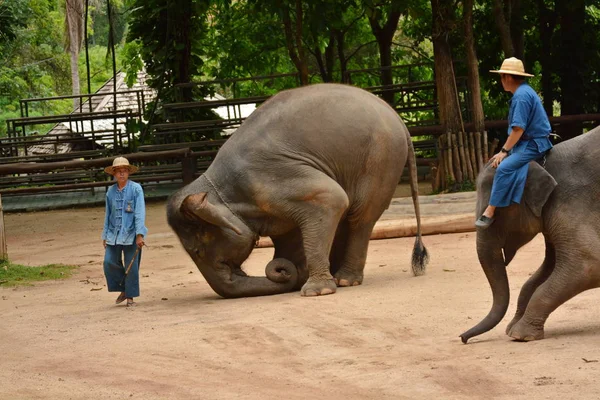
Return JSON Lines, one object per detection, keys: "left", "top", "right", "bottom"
{"left": 490, "top": 69, "right": 534, "bottom": 77}
{"left": 104, "top": 165, "right": 139, "bottom": 175}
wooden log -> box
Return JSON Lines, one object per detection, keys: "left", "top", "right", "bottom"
{"left": 451, "top": 133, "right": 463, "bottom": 183}
{"left": 0, "top": 148, "right": 191, "bottom": 176}
{"left": 0, "top": 173, "right": 183, "bottom": 195}
{"left": 475, "top": 131, "right": 483, "bottom": 171}
{"left": 0, "top": 195, "right": 6, "bottom": 261}
{"left": 256, "top": 214, "right": 476, "bottom": 247}
{"left": 446, "top": 132, "right": 456, "bottom": 183}
{"left": 483, "top": 131, "right": 489, "bottom": 162}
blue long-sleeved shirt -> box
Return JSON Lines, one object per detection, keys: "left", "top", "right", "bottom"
{"left": 101, "top": 180, "right": 148, "bottom": 245}
{"left": 507, "top": 83, "right": 553, "bottom": 153}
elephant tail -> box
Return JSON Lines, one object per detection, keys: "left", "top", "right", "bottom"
{"left": 406, "top": 134, "right": 429, "bottom": 276}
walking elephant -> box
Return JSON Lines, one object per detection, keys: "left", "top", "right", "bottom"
{"left": 461, "top": 126, "right": 600, "bottom": 343}
{"left": 167, "top": 83, "right": 429, "bottom": 298}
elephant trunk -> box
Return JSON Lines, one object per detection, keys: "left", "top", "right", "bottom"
{"left": 195, "top": 256, "right": 298, "bottom": 299}
{"left": 459, "top": 237, "right": 510, "bottom": 344}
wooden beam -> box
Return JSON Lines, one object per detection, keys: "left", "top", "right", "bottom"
{"left": 0, "top": 148, "right": 191, "bottom": 175}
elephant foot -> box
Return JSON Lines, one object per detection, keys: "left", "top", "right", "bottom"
{"left": 505, "top": 315, "right": 523, "bottom": 334}
{"left": 333, "top": 270, "right": 363, "bottom": 287}
{"left": 301, "top": 277, "right": 337, "bottom": 297}
{"left": 507, "top": 320, "right": 544, "bottom": 342}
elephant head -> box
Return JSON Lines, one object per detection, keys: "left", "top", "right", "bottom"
{"left": 460, "top": 161, "right": 557, "bottom": 343}
{"left": 166, "top": 178, "right": 298, "bottom": 298}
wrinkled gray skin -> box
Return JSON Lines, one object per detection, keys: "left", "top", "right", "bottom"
{"left": 167, "top": 84, "right": 429, "bottom": 298}
{"left": 461, "top": 126, "right": 600, "bottom": 343}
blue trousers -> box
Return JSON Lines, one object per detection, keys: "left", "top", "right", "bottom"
{"left": 103, "top": 244, "right": 141, "bottom": 298}
{"left": 489, "top": 140, "right": 546, "bottom": 208}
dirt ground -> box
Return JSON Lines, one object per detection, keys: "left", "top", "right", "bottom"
{"left": 1, "top": 197, "right": 599, "bottom": 400}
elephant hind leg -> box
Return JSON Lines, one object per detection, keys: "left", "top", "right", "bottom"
{"left": 333, "top": 220, "right": 376, "bottom": 287}
{"left": 506, "top": 238, "right": 556, "bottom": 334}
{"left": 507, "top": 252, "right": 595, "bottom": 341}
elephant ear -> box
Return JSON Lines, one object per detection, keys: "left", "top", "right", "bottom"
{"left": 523, "top": 162, "right": 557, "bottom": 217}
{"left": 181, "top": 192, "right": 243, "bottom": 235}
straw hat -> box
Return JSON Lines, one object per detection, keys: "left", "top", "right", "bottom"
{"left": 490, "top": 57, "right": 534, "bottom": 77}
{"left": 104, "top": 157, "right": 139, "bottom": 175}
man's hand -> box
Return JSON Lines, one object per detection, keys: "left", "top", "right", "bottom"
{"left": 103, "top": 240, "right": 107, "bottom": 249}
{"left": 491, "top": 152, "right": 508, "bottom": 168}
{"left": 136, "top": 234, "right": 145, "bottom": 249}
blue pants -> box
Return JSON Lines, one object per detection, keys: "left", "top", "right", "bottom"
{"left": 103, "top": 244, "right": 141, "bottom": 298}
{"left": 489, "top": 140, "right": 546, "bottom": 208}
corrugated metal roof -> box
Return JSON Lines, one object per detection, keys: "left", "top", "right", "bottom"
{"left": 30, "top": 71, "right": 156, "bottom": 154}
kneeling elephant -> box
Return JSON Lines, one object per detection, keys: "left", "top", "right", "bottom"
{"left": 167, "top": 84, "right": 429, "bottom": 298}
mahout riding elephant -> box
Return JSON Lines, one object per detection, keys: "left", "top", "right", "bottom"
{"left": 461, "top": 126, "right": 600, "bottom": 343}
{"left": 167, "top": 83, "right": 429, "bottom": 298}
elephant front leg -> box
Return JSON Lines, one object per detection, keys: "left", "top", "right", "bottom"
{"left": 507, "top": 254, "right": 591, "bottom": 341}
{"left": 296, "top": 181, "right": 349, "bottom": 297}
{"left": 506, "top": 240, "right": 556, "bottom": 334}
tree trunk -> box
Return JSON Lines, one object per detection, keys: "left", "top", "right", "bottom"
{"left": 325, "top": 31, "right": 335, "bottom": 82}
{"left": 69, "top": 49, "right": 81, "bottom": 109}
{"left": 463, "top": 0, "right": 485, "bottom": 133}
{"left": 509, "top": 0, "right": 524, "bottom": 59}
{"left": 336, "top": 30, "right": 349, "bottom": 83}
{"left": 314, "top": 32, "right": 335, "bottom": 82}
{"left": 492, "top": 0, "right": 514, "bottom": 57}
{"left": 367, "top": 8, "right": 401, "bottom": 104}
{"left": 431, "top": 0, "right": 463, "bottom": 134}
{"left": 557, "top": 0, "right": 585, "bottom": 140}
{"left": 536, "top": 0, "right": 557, "bottom": 116}
{"left": 65, "top": 0, "right": 84, "bottom": 109}
{"left": 176, "top": 1, "right": 193, "bottom": 102}
{"left": 282, "top": 1, "right": 309, "bottom": 85}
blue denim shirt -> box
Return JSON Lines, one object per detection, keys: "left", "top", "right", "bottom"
{"left": 101, "top": 180, "right": 148, "bottom": 245}
{"left": 508, "top": 83, "right": 553, "bottom": 153}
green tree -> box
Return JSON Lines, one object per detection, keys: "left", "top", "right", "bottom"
{"left": 64, "top": 0, "right": 85, "bottom": 108}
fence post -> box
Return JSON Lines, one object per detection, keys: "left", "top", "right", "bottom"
{"left": 182, "top": 154, "right": 197, "bottom": 185}
{"left": 0, "top": 195, "right": 7, "bottom": 262}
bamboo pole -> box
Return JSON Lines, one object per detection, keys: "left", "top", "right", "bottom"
{"left": 451, "top": 133, "right": 463, "bottom": 183}
{"left": 446, "top": 132, "right": 455, "bottom": 183}
{"left": 489, "top": 138, "right": 500, "bottom": 156}
{"left": 475, "top": 131, "right": 483, "bottom": 171}
{"left": 0, "top": 195, "right": 6, "bottom": 262}
{"left": 431, "top": 161, "right": 440, "bottom": 193}
{"left": 483, "top": 131, "right": 489, "bottom": 162}
{"left": 437, "top": 136, "right": 446, "bottom": 190}
{"left": 457, "top": 131, "right": 472, "bottom": 181}
{"left": 463, "top": 131, "right": 475, "bottom": 180}
{"left": 468, "top": 132, "right": 478, "bottom": 176}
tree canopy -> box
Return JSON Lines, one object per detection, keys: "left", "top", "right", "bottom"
{"left": 1, "top": 0, "right": 600, "bottom": 139}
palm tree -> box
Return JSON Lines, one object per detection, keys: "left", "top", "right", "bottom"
{"left": 64, "top": 0, "right": 85, "bottom": 109}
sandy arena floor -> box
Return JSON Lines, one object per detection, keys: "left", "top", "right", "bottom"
{"left": 1, "top": 199, "right": 599, "bottom": 400}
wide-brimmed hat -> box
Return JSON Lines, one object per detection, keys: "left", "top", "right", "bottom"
{"left": 104, "top": 157, "right": 139, "bottom": 175}
{"left": 490, "top": 57, "right": 534, "bottom": 77}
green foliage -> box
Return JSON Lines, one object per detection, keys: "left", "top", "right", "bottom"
{"left": 0, "top": 260, "right": 77, "bottom": 287}
{"left": 124, "top": 0, "right": 221, "bottom": 141}
{"left": 0, "top": 0, "right": 127, "bottom": 137}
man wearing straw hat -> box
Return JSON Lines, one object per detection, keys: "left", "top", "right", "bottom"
{"left": 475, "top": 57, "right": 553, "bottom": 228}
{"left": 101, "top": 157, "right": 148, "bottom": 307}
